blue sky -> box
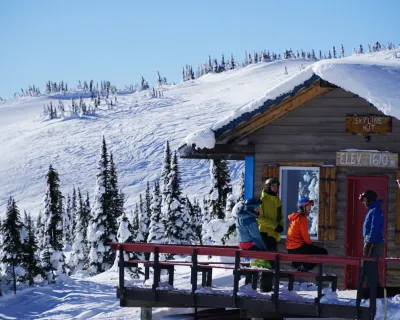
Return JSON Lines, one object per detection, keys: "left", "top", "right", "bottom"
{"left": 0, "top": 0, "right": 398, "bottom": 98}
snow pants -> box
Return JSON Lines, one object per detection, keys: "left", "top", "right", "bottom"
{"left": 287, "top": 243, "right": 328, "bottom": 271}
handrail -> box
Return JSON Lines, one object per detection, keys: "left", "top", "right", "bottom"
{"left": 110, "top": 241, "right": 399, "bottom": 320}
{"left": 109, "top": 242, "right": 399, "bottom": 266}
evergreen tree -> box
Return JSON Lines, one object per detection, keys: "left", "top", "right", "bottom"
{"left": 63, "top": 194, "right": 72, "bottom": 246}
{"left": 191, "top": 199, "right": 203, "bottom": 245}
{"left": 147, "top": 181, "right": 164, "bottom": 243}
{"left": 220, "top": 54, "right": 226, "bottom": 72}
{"left": 328, "top": 50, "right": 332, "bottom": 59}
{"left": 207, "top": 160, "right": 232, "bottom": 220}
{"left": 1, "top": 197, "right": 26, "bottom": 293}
{"left": 113, "top": 213, "right": 141, "bottom": 277}
{"left": 109, "top": 153, "right": 123, "bottom": 230}
{"left": 71, "top": 188, "right": 77, "bottom": 235}
{"left": 341, "top": 44, "right": 345, "bottom": 58}
{"left": 332, "top": 46, "right": 337, "bottom": 58}
{"left": 238, "top": 171, "right": 245, "bottom": 203}
{"left": 87, "top": 136, "right": 116, "bottom": 274}
{"left": 201, "top": 197, "right": 212, "bottom": 241}
{"left": 69, "top": 189, "right": 89, "bottom": 272}
{"left": 41, "top": 165, "right": 67, "bottom": 282}
{"left": 359, "top": 44, "right": 364, "bottom": 54}
{"left": 137, "top": 193, "right": 150, "bottom": 242}
{"left": 131, "top": 204, "right": 140, "bottom": 241}
{"left": 230, "top": 53, "right": 235, "bottom": 69}
{"left": 22, "top": 213, "right": 44, "bottom": 286}
{"left": 163, "top": 152, "right": 191, "bottom": 245}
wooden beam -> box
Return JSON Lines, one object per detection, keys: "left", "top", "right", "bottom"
{"left": 179, "top": 143, "right": 255, "bottom": 160}
{"left": 218, "top": 82, "right": 333, "bottom": 144}
{"left": 276, "top": 161, "right": 325, "bottom": 167}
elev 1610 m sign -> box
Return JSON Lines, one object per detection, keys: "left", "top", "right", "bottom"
{"left": 336, "top": 151, "right": 398, "bottom": 168}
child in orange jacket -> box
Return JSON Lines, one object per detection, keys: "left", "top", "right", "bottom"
{"left": 286, "top": 197, "right": 328, "bottom": 272}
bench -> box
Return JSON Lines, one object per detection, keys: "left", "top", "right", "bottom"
{"left": 126, "top": 259, "right": 337, "bottom": 292}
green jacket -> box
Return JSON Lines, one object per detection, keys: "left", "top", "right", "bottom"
{"left": 258, "top": 190, "right": 284, "bottom": 241}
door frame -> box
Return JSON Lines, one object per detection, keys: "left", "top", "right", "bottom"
{"left": 344, "top": 175, "right": 388, "bottom": 289}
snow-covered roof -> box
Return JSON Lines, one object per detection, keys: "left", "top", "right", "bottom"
{"left": 182, "top": 49, "right": 400, "bottom": 150}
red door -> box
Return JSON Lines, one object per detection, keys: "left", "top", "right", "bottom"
{"left": 345, "top": 176, "right": 387, "bottom": 289}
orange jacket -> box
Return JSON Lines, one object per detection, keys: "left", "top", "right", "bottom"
{"left": 286, "top": 211, "right": 312, "bottom": 250}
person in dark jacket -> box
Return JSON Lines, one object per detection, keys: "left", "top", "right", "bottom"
{"left": 359, "top": 190, "right": 384, "bottom": 290}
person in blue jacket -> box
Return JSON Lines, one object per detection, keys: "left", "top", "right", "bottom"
{"left": 359, "top": 190, "right": 384, "bottom": 289}
{"left": 236, "top": 198, "right": 273, "bottom": 292}
{"left": 236, "top": 198, "right": 268, "bottom": 251}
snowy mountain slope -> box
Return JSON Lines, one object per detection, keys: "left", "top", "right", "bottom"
{"left": 0, "top": 59, "right": 314, "bottom": 216}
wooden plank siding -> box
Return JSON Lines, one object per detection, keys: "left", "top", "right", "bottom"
{"left": 245, "top": 88, "right": 400, "bottom": 286}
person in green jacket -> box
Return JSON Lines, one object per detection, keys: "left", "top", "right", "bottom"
{"left": 258, "top": 177, "right": 284, "bottom": 292}
{"left": 259, "top": 178, "right": 284, "bottom": 251}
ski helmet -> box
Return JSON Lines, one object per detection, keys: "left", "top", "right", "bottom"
{"left": 297, "top": 197, "right": 314, "bottom": 209}
{"left": 265, "top": 178, "right": 280, "bottom": 187}
{"left": 359, "top": 190, "right": 377, "bottom": 203}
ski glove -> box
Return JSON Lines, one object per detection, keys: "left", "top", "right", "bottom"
{"left": 274, "top": 224, "right": 284, "bottom": 233}
{"left": 363, "top": 242, "right": 373, "bottom": 258}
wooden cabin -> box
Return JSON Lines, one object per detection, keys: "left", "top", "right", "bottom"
{"left": 179, "top": 74, "right": 400, "bottom": 289}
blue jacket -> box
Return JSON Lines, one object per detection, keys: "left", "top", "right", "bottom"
{"left": 363, "top": 200, "right": 384, "bottom": 244}
{"left": 236, "top": 208, "right": 268, "bottom": 251}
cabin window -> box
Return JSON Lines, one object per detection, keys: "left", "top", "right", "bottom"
{"left": 279, "top": 166, "right": 320, "bottom": 240}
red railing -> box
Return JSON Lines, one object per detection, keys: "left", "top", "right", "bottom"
{"left": 109, "top": 242, "right": 400, "bottom": 319}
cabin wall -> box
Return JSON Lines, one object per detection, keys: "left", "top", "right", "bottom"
{"left": 246, "top": 88, "right": 400, "bottom": 286}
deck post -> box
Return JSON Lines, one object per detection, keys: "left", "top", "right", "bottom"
{"left": 233, "top": 250, "right": 240, "bottom": 307}
{"left": 140, "top": 307, "right": 152, "bottom": 320}
{"left": 152, "top": 247, "right": 160, "bottom": 291}
{"left": 118, "top": 245, "right": 125, "bottom": 307}
{"left": 273, "top": 254, "right": 280, "bottom": 312}
{"left": 317, "top": 263, "right": 323, "bottom": 317}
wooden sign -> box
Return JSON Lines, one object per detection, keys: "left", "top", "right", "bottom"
{"left": 336, "top": 151, "right": 398, "bottom": 168}
{"left": 346, "top": 115, "right": 392, "bottom": 134}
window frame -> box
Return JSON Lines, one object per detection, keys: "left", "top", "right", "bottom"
{"left": 279, "top": 166, "right": 320, "bottom": 241}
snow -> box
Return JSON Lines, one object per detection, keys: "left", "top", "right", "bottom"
{"left": 184, "top": 49, "right": 400, "bottom": 150}
{"left": 0, "top": 58, "right": 315, "bottom": 216}
{"left": 1, "top": 264, "right": 400, "bottom": 319}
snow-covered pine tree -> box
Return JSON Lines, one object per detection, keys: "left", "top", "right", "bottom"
{"left": 69, "top": 188, "right": 89, "bottom": 272}
{"left": 63, "top": 194, "right": 72, "bottom": 247}
{"left": 0, "top": 197, "right": 26, "bottom": 293}
{"left": 191, "top": 199, "right": 203, "bottom": 245}
{"left": 359, "top": 44, "right": 364, "bottom": 54}
{"left": 230, "top": 53, "right": 235, "bottom": 69}
{"left": 238, "top": 171, "right": 245, "bottom": 203}
{"left": 328, "top": 50, "right": 332, "bottom": 59}
{"left": 71, "top": 187, "right": 77, "bottom": 236}
{"left": 87, "top": 136, "right": 115, "bottom": 274}
{"left": 332, "top": 46, "right": 336, "bottom": 58}
{"left": 22, "top": 213, "right": 44, "bottom": 286}
{"left": 148, "top": 182, "right": 164, "bottom": 243}
{"left": 341, "top": 44, "right": 345, "bottom": 58}
{"left": 137, "top": 193, "right": 150, "bottom": 242}
{"left": 207, "top": 159, "right": 232, "bottom": 220}
{"left": 113, "top": 213, "right": 142, "bottom": 277}
{"left": 220, "top": 54, "right": 226, "bottom": 72}
{"left": 163, "top": 152, "right": 191, "bottom": 245}
{"left": 41, "top": 165, "right": 67, "bottom": 282}
{"left": 131, "top": 204, "right": 140, "bottom": 241}
{"left": 184, "top": 196, "right": 195, "bottom": 243}
{"left": 221, "top": 193, "right": 237, "bottom": 245}
{"left": 108, "top": 152, "right": 123, "bottom": 237}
